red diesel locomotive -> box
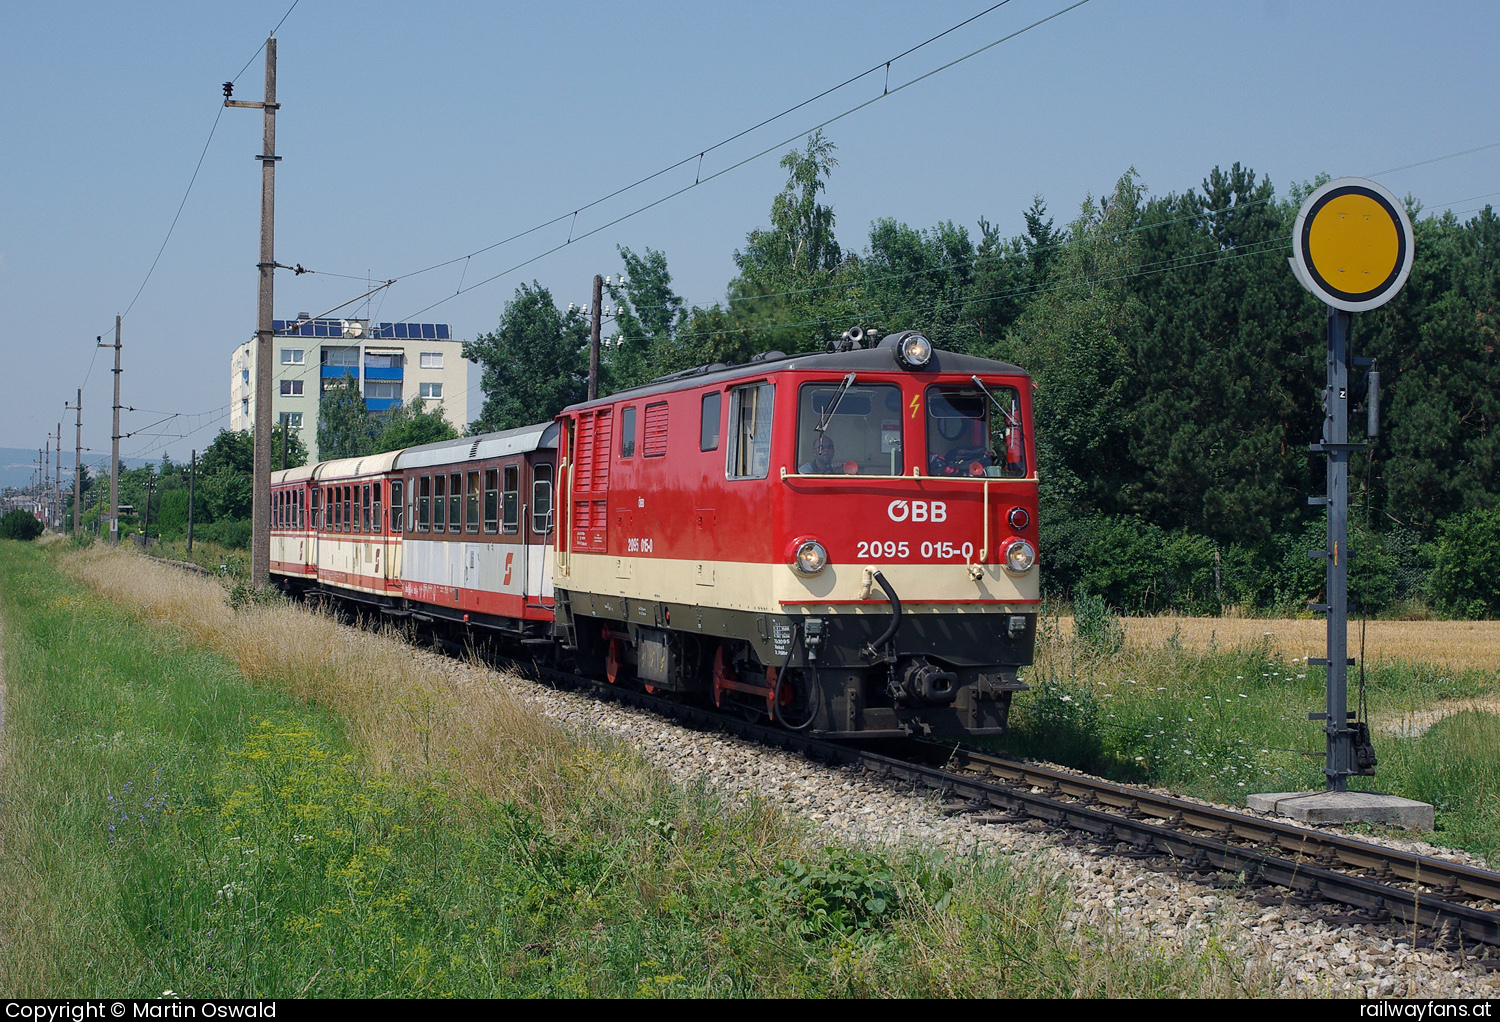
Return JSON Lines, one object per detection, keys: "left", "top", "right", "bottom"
{"left": 272, "top": 329, "right": 1039, "bottom": 739}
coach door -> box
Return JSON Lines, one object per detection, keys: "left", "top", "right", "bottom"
{"left": 525, "top": 455, "right": 555, "bottom": 607}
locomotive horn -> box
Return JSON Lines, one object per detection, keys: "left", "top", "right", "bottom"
{"left": 846, "top": 326, "right": 864, "bottom": 346}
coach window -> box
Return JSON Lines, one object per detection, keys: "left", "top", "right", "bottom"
{"left": 796, "top": 381, "right": 904, "bottom": 476}
{"left": 726, "top": 382, "right": 774, "bottom": 480}
{"left": 389, "top": 481, "right": 402, "bottom": 533}
{"left": 372, "top": 483, "right": 383, "bottom": 534}
{"left": 352, "top": 486, "right": 362, "bottom": 533}
{"left": 346, "top": 485, "right": 354, "bottom": 533}
{"left": 483, "top": 469, "right": 499, "bottom": 534}
{"left": 701, "top": 392, "right": 721, "bottom": 451}
{"left": 311, "top": 487, "right": 320, "bottom": 530}
{"left": 449, "top": 473, "right": 462, "bottom": 533}
{"left": 433, "top": 474, "right": 446, "bottom": 531}
{"left": 620, "top": 406, "right": 637, "bottom": 458}
{"left": 466, "top": 471, "right": 480, "bottom": 533}
{"left": 502, "top": 466, "right": 519, "bottom": 533}
{"left": 418, "top": 475, "right": 431, "bottom": 532}
{"left": 359, "top": 484, "right": 369, "bottom": 532}
{"left": 532, "top": 465, "right": 553, "bottom": 534}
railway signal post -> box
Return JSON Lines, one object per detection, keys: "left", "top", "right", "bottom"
{"left": 1249, "top": 177, "right": 1432, "bottom": 828}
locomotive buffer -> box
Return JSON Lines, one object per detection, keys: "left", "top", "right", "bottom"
{"left": 1249, "top": 178, "right": 1431, "bottom": 829}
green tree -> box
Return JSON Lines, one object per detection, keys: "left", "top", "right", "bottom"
{"left": 272, "top": 419, "right": 309, "bottom": 470}
{"left": 372, "top": 398, "right": 458, "bottom": 452}
{"left": 0, "top": 509, "right": 43, "bottom": 540}
{"left": 465, "top": 282, "right": 589, "bottom": 432}
{"left": 201, "top": 429, "right": 255, "bottom": 475}
{"left": 317, "top": 374, "right": 380, "bottom": 460}
{"left": 1426, "top": 506, "right": 1500, "bottom": 618}
{"left": 604, "top": 246, "right": 685, "bottom": 390}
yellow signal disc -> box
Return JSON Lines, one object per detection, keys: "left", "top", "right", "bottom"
{"left": 1306, "top": 192, "right": 1401, "bottom": 293}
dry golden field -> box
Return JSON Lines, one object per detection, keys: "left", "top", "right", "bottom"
{"left": 1056, "top": 614, "right": 1500, "bottom": 674}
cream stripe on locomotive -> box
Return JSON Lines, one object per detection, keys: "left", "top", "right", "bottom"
{"left": 557, "top": 553, "right": 1038, "bottom": 615}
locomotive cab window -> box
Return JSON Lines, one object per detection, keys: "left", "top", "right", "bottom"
{"left": 726, "top": 382, "right": 774, "bottom": 480}
{"left": 700, "top": 392, "right": 721, "bottom": 451}
{"left": 620, "top": 406, "right": 637, "bottom": 458}
{"left": 502, "top": 465, "right": 519, "bottom": 533}
{"left": 796, "top": 381, "right": 905, "bottom": 476}
{"left": 924, "top": 384, "right": 1027, "bottom": 478}
{"left": 532, "top": 465, "right": 553, "bottom": 534}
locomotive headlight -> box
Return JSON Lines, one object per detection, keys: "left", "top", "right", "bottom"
{"left": 896, "top": 332, "right": 933, "bottom": 369}
{"left": 794, "top": 539, "right": 829, "bottom": 575}
{"left": 1004, "top": 538, "right": 1036, "bottom": 574}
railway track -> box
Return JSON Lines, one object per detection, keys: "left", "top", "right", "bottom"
{"left": 485, "top": 647, "right": 1500, "bottom": 954}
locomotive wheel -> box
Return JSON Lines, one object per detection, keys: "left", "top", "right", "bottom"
{"left": 605, "top": 637, "right": 622, "bottom": 685}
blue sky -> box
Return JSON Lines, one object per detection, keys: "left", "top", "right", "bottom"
{"left": 4, "top": 1, "right": 1497, "bottom": 469}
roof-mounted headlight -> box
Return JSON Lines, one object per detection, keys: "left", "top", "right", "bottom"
{"left": 896, "top": 331, "right": 932, "bottom": 369}
{"left": 793, "top": 539, "right": 828, "bottom": 575}
{"left": 1004, "top": 538, "right": 1036, "bottom": 574}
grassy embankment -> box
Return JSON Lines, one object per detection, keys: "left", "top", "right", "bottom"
{"left": 996, "top": 607, "right": 1500, "bottom": 861}
{"left": 0, "top": 541, "right": 1270, "bottom": 998}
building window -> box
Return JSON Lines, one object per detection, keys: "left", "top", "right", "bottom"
{"left": 322, "top": 346, "right": 359, "bottom": 367}
{"left": 281, "top": 348, "right": 304, "bottom": 365}
{"left": 241, "top": 369, "right": 249, "bottom": 384}
{"left": 287, "top": 412, "right": 303, "bottom": 429}
{"left": 502, "top": 466, "right": 519, "bottom": 533}
{"left": 365, "top": 381, "right": 402, "bottom": 401}
{"left": 280, "top": 379, "right": 304, "bottom": 396}
{"left": 419, "top": 382, "right": 443, "bottom": 399}
{"left": 365, "top": 352, "right": 400, "bottom": 369}
{"left": 241, "top": 399, "right": 249, "bottom": 417}
{"left": 419, "top": 352, "right": 443, "bottom": 369}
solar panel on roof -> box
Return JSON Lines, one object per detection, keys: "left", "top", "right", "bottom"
{"left": 397, "top": 323, "right": 409, "bottom": 338}
{"left": 437, "top": 324, "right": 450, "bottom": 339}
{"left": 273, "top": 320, "right": 285, "bottom": 332}
{"left": 422, "top": 323, "right": 436, "bottom": 339}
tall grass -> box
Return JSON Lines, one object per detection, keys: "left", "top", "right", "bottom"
{"left": 0, "top": 543, "right": 1278, "bottom": 996}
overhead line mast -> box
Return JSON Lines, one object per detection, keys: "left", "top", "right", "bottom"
{"left": 225, "top": 38, "right": 280, "bottom": 584}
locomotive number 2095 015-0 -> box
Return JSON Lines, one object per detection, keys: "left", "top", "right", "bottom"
{"left": 855, "top": 539, "right": 977, "bottom": 560}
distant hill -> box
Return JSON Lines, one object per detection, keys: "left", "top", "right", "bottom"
{"left": 0, "top": 448, "right": 149, "bottom": 491}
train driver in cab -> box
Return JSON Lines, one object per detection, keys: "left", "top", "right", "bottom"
{"left": 799, "top": 434, "right": 838, "bottom": 474}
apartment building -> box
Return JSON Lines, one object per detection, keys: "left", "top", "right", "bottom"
{"left": 229, "top": 316, "right": 467, "bottom": 461}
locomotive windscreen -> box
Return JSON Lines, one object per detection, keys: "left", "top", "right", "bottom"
{"left": 925, "top": 385, "right": 1027, "bottom": 478}
{"left": 796, "top": 382, "right": 905, "bottom": 475}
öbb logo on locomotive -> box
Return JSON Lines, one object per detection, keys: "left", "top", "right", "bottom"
{"left": 268, "top": 329, "right": 1040, "bottom": 739}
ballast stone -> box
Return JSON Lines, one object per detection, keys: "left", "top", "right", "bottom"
{"left": 1246, "top": 790, "right": 1435, "bottom": 831}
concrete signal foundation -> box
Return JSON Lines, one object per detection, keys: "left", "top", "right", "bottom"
{"left": 1246, "top": 790, "right": 1435, "bottom": 831}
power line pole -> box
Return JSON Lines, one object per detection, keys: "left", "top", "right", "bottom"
{"left": 99, "top": 316, "right": 122, "bottom": 544}
{"left": 43, "top": 437, "right": 50, "bottom": 528}
{"left": 67, "top": 390, "right": 82, "bottom": 536}
{"left": 588, "top": 273, "right": 602, "bottom": 402}
{"left": 226, "top": 36, "right": 279, "bottom": 585}
{"left": 53, "top": 424, "right": 61, "bottom": 530}
{"left": 187, "top": 449, "right": 196, "bottom": 555}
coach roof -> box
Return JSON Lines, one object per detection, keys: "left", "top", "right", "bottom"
{"left": 393, "top": 420, "right": 560, "bottom": 471}
{"left": 559, "top": 343, "right": 1027, "bottom": 415}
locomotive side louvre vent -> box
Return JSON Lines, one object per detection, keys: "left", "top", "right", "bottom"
{"left": 643, "top": 402, "right": 669, "bottom": 457}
